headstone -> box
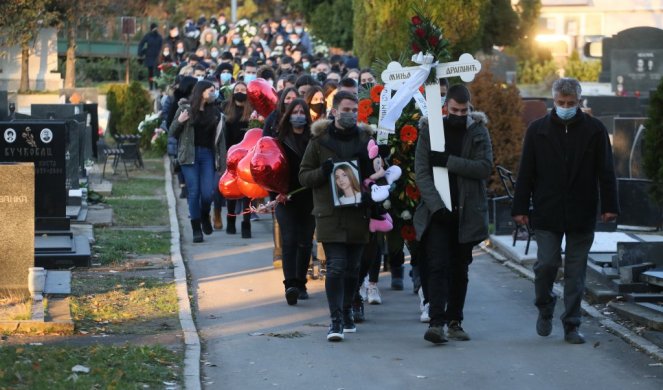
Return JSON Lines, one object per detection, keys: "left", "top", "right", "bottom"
{"left": 0, "top": 120, "right": 68, "bottom": 230}
{"left": 582, "top": 96, "right": 643, "bottom": 118}
{"left": 0, "top": 163, "right": 35, "bottom": 293}
{"left": 612, "top": 117, "right": 647, "bottom": 178}
{"left": 617, "top": 179, "right": 662, "bottom": 229}
{"left": 492, "top": 196, "right": 516, "bottom": 235}
{"left": 0, "top": 28, "right": 63, "bottom": 91}
{"left": 613, "top": 242, "right": 663, "bottom": 269}
{"left": 599, "top": 27, "right": 663, "bottom": 97}
{"left": 83, "top": 104, "right": 99, "bottom": 159}
{"left": 475, "top": 49, "right": 517, "bottom": 83}
{"left": 0, "top": 91, "right": 8, "bottom": 121}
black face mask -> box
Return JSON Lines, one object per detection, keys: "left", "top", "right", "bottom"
{"left": 234, "top": 92, "right": 247, "bottom": 102}
{"left": 310, "top": 103, "right": 325, "bottom": 115}
{"left": 446, "top": 114, "right": 467, "bottom": 129}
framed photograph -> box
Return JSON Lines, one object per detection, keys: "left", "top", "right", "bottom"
{"left": 331, "top": 160, "right": 362, "bottom": 207}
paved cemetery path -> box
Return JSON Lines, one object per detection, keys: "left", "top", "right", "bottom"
{"left": 174, "top": 195, "right": 663, "bottom": 389}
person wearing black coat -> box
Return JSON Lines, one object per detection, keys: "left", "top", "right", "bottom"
{"left": 273, "top": 98, "right": 315, "bottom": 306}
{"left": 512, "top": 77, "right": 619, "bottom": 345}
{"left": 137, "top": 23, "right": 163, "bottom": 90}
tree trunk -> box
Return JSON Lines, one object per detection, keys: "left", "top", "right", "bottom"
{"left": 19, "top": 44, "right": 30, "bottom": 93}
{"left": 64, "top": 14, "right": 77, "bottom": 88}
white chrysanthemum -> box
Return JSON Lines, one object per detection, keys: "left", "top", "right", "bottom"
{"left": 400, "top": 210, "right": 412, "bottom": 220}
{"left": 383, "top": 199, "right": 391, "bottom": 209}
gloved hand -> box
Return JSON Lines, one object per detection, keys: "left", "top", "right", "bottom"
{"left": 430, "top": 151, "right": 450, "bottom": 167}
{"left": 321, "top": 158, "right": 334, "bottom": 176}
{"left": 431, "top": 207, "right": 451, "bottom": 223}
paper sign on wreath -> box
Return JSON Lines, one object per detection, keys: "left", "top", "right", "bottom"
{"left": 378, "top": 52, "right": 481, "bottom": 211}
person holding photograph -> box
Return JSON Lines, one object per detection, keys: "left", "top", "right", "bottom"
{"left": 299, "top": 91, "right": 373, "bottom": 342}
{"left": 334, "top": 164, "right": 362, "bottom": 205}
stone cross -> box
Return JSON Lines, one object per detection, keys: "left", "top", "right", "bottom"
{"left": 379, "top": 53, "right": 482, "bottom": 210}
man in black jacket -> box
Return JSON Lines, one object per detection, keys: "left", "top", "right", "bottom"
{"left": 138, "top": 23, "right": 163, "bottom": 90}
{"left": 512, "top": 77, "right": 619, "bottom": 344}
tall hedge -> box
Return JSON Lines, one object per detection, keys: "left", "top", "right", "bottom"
{"left": 106, "top": 82, "right": 152, "bottom": 139}
{"left": 643, "top": 77, "right": 663, "bottom": 205}
{"left": 468, "top": 66, "right": 524, "bottom": 195}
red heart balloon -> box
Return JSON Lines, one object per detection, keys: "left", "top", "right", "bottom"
{"left": 218, "top": 169, "right": 243, "bottom": 199}
{"left": 251, "top": 137, "right": 289, "bottom": 194}
{"left": 237, "top": 177, "right": 269, "bottom": 199}
{"left": 226, "top": 128, "right": 263, "bottom": 171}
{"left": 237, "top": 146, "right": 256, "bottom": 183}
{"left": 247, "top": 78, "right": 278, "bottom": 117}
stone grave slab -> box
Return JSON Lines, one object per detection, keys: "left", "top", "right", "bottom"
{"left": 0, "top": 91, "right": 8, "bottom": 121}
{"left": 640, "top": 269, "right": 663, "bottom": 288}
{"left": 44, "top": 270, "right": 71, "bottom": 295}
{"left": 613, "top": 242, "right": 663, "bottom": 268}
{"left": 0, "top": 163, "right": 35, "bottom": 293}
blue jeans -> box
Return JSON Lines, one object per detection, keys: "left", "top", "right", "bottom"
{"left": 534, "top": 229, "right": 594, "bottom": 328}
{"left": 180, "top": 147, "right": 215, "bottom": 220}
{"left": 322, "top": 243, "right": 364, "bottom": 317}
{"left": 275, "top": 202, "right": 315, "bottom": 290}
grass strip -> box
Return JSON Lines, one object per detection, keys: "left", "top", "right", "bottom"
{"left": 104, "top": 198, "right": 169, "bottom": 226}
{"left": 93, "top": 229, "right": 170, "bottom": 265}
{"left": 70, "top": 276, "right": 178, "bottom": 335}
{"left": 109, "top": 178, "right": 164, "bottom": 198}
{"left": 0, "top": 344, "right": 181, "bottom": 389}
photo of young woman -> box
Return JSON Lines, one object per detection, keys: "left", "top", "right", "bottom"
{"left": 333, "top": 163, "right": 362, "bottom": 206}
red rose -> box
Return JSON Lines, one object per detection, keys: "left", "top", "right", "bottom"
{"left": 415, "top": 28, "right": 426, "bottom": 39}
{"left": 428, "top": 36, "right": 439, "bottom": 46}
{"left": 412, "top": 43, "right": 421, "bottom": 53}
{"left": 401, "top": 225, "right": 416, "bottom": 241}
{"left": 412, "top": 15, "right": 422, "bottom": 25}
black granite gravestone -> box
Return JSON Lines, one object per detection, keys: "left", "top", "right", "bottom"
{"left": 83, "top": 103, "right": 99, "bottom": 159}
{"left": 0, "top": 91, "right": 8, "bottom": 121}
{"left": 612, "top": 117, "right": 647, "bottom": 179}
{"left": 599, "top": 27, "right": 663, "bottom": 97}
{"left": 0, "top": 120, "right": 68, "bottom": 231}
{"left": 582, "top": 96, "right": 643, "bottom": 118}
{"left": 617, "top": 179, "right": 662, "bottom": 229}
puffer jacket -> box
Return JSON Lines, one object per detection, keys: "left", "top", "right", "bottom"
{"left": 169, "top": 98, "right": 226, "bottom": 171}
{"left": 413, "top": 112, "right": 493, "bottom": 243}
{"left": 299, "top": 119, "right": 373, "bottom": 244}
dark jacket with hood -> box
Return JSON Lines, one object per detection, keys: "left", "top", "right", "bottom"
{"left": 277, "top": 130, "right": 314, "bottom": 213}
{"left": 138, "top": 29, "right": 163, "bottom": 68}
{"left": 413, "top": 112, "right": 493, "bottom": 243}
{"left": 512, "top": 108, "right": 619, "bottom": 232}
{"left": 299, "top": 119, "right": 373, "bottom": 244}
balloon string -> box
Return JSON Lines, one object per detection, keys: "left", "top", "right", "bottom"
{"left": 225, "top": 187, "right": 307, "bottom": 215}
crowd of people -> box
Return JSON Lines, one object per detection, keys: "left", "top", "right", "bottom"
{"left": 152, "top": 14, "right": 619, "bottom": 346}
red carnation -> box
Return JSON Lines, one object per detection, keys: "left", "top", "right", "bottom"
{"left": 401, "top": 225, "right": 417, "bottom": 241}
{"left": 412, "top": 15, "right": 422, "bottom": 25}
{"left": 412, "top": 43, "right": 421, "bottom": 53}
{"left": 428, "top": 35, "right": 440, "bottom": 46}
{"left": 415, "top": 28, "right": 426, "bottom": 39}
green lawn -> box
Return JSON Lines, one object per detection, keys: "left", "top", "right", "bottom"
{"left": 0, "top": 344, "right": 182, "bottom": 389}
{"left": 93, "top": 229, "right": 170, "bottom": 265}
{"left": 104, "top": 198, "right": 169, "bottom": 226}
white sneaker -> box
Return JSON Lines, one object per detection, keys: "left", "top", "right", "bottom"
{"left": 418, "top": 287, "right": 425, "bottom": 312}
{"left": 359, "top": 277, "right": 369, "bottom": 302}
{"left": 367, "top": 283, "right": 382, "bottom": 305}
{"left": 420, "top": 303, "right": 430, "bottom": 323}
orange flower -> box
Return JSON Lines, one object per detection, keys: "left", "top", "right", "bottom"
{"left": 405, "top": 184, "right": 420, "bottom": 201}
{"left": 370, "top": 84, "right": 384, "bottom": 103}
{"left": 400, "top": 224, "right": 416, "bottom": 241}
{"left": 400, "top": 124, "right": 418, "bottom": 142}
{"left": 358, "top": 99, "right": 374, "bottom": 119}
{"left": 358, "top": 112, "right": 369, "bottom": 124}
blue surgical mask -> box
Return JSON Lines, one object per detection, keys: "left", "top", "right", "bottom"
{"left": 210, "top": 51, "right": 219, "bottom": 58}
{"left": 244, "top": 74, "right": 257, "bottom": 83}
{"left": 290, "top": 114, "right": 307, "bottom": 128}
{"left": 302, "top": 61, "right": 310, "bottom": 69}
{"left": 211, "top": 90, "right": 219, "bottom": 100}
{"left": 556, "top": 105, "right": 577, "bottom": 121}
{"left": 232, "top": 37, "right": 241, "bottom": 45}
{"left": 220, "top": 73, "right": 232, "bottom": 84}
{"left": 197, "top": 76, "right": 204, "bottom": 82}
{"left": 441, "top": 96, "right": 446, "bottom": 106}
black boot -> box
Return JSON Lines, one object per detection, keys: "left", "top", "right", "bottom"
{"left": 241, "top": 221, "right": 251, "bottom": 239}
{"left": 391, "top": 265, "right": 404, "bottom": 290}
{"left": 226, "top": 216, "right": 236, "bottom": 234}
{"left": 343, "top": 307, "right": 356, "bottom": 333}
{"left": 191, "top": 219, "right": 203, "bottom": 243}
{"left": 201, "top": 212, "right": 213, "bottom": 235}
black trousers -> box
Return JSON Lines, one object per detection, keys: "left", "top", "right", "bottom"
{"left": 275, "top": 202, "right": 315, "bottom": 290}
{"left": 420, "top": 212, "right": 474, "bottom": 326}
{"left": 322, "top": 242, "right": 364, "bottom": 318}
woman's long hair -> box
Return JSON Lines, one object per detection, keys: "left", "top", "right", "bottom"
{"left": 334, "top": 164, "right": 360, "bottom": 197}
{"left": 277, "top": 98, "right": 311, "bottom": 143}
{"left": 190, "top": 80, "right": 215, "bottom": 122}
{"left": 224, "top": 81, "right": 253, "bottom": 123}
{"left": 277, "top": 87, "right": 299, "bottom": 114}
{"left": 167, "top": 75, "right": 197, "bottom": 126}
